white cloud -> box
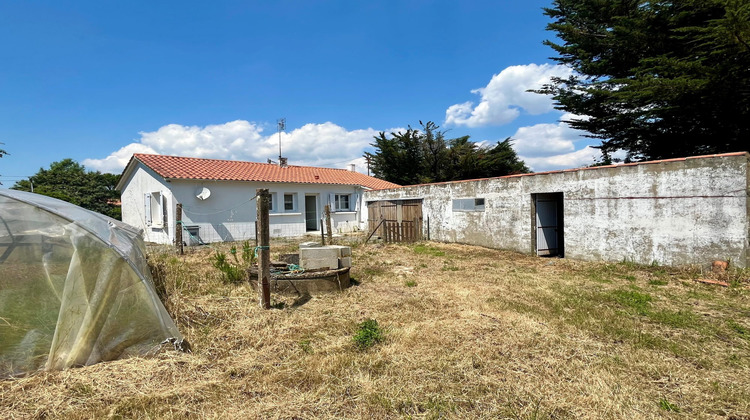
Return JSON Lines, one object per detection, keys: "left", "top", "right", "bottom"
{"left": 84, "top": 120, "right": 383, "bottom": 174}
{"left": 507, "top": 113, "right": 606, "bottom": 172}
{"left": 445, "top": 63, "right": 574, "bottom": 127}
{"left": 520, "top": 146, "right": 602, "bottom": 173}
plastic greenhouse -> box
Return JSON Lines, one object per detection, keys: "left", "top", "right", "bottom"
{"left": 0, "top": 189, "right": 184, "bottom": 378}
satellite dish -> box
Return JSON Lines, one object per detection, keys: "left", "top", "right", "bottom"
{"left": 196, "top": 187, "right": 211, "bottom": 200}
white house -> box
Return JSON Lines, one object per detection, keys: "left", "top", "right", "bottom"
{"left": 116, "top": 154, "right": 400, "bottom": 244}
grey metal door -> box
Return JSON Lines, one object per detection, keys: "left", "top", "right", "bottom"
{"left": 305, "top": 195, "right": 317, "bottom": 231}
{"left": 536, "top": 197, "right": 558, "bottom": 256}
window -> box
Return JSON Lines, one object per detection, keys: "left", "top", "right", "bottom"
{"left": 268, "top": 192, "right": 276, "bottom": 212}
{"left": 145, "top": 192, "right": 166, "bottom": 228}
{"left": 284, "top": 193, "right": 297, "bottom": 211}
{"left": 452, "top": 197, "right": 485, "bottom": 212}
{"left": 334, "top": 194, "right": 350, "bottom": 211}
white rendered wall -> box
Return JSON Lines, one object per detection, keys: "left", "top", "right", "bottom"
{"left": 365, "top": 154, "right": 749, "bottom": 267}
{"left": 119, "top": 163, "right": 366, "bottom": 244}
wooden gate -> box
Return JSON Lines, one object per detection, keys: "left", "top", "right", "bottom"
{"left": 367, "top": 199, "right": 423, "bottom": 243}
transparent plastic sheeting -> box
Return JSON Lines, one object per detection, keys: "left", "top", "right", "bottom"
{"left": 0, "top": 189, "right": 183, "bottom": 378}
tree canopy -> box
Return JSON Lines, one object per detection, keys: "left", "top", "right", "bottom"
{"left": 365, "top": 121, "right": 529, "bottom": 185}
{"left": 11, "top": 159, "right": 122, "bottom": 220}
{"left": 537, "top": 0, "right": 750, "bottom": 161}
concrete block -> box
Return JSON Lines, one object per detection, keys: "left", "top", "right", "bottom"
{"left": 338, "top": 257, "right": 352, "bottom": 268}
{"left": 327, "top": 245, "right": 352, "bottom": 257}
{"left": 300, "top": 247, "right": 339, "bottom": 260}
{"left": 300, "top": 247, "right": 339, "bottom": 270}
{"left": 302, "top": 258, "right": 338, "bottom": 270}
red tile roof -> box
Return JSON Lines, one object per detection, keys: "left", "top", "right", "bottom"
{"left": 129, "top": 154, "right": 401, "bottom": 190}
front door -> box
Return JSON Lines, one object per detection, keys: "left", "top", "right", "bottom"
{"left": 305, "top": 195, "right": 318, "bottom": 231}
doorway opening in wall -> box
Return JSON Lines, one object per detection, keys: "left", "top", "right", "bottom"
{"left": 532, "top": 192, "right": 564, "bottom": 257}
{"left": 305, "top": 195, "right": 318, "bottom": 231}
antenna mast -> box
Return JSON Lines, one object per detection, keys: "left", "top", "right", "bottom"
{"left": 277, "top": 118, "right": 286, "bottom": 163}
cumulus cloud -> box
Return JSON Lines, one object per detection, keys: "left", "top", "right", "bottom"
{"left": 445, "top": 63, "right": 574, "bottom": 127}
{"left": 83, "top": 120, "right": 383, "bottom": 174}
{"left": 520, "top": 146, "right": 602, "bottom": 173}
{"left": 507, "top": 113, "right": 605, "bottom": 172}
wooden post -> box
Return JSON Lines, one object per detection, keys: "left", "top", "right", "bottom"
{"left": 256, "top": 189, "right": 271, "bottom": 309}
{"left": 320, "top": 217, "right": 326, "bottom": 246}
{"left": 324, "top": 204, "right": 333, "bottom": 245}
{"left": 414, "top": 216, "right": 420, "bottom": 241}
{"left": 176, "top": 204, "right": 184, "bottom": 255}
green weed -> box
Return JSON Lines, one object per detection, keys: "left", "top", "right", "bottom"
{"left": 404, "top": 280, "right": 417, "bottom": 287}
{"left": 659, "top": 397, "right": 680, "bottom": 412}
{"left": 413, "top": 244, "right": 445, "bottom": 257}
{"left": 353, "top": 319, "right": 384, "bottom": 350}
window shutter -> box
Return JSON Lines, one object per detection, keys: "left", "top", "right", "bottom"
{"left": 328, "top": 193, "right": 335, "bottom": 212}
{"left": 353, "top": 193, "right": 360, "bottom": 212}
{"left": 161, "top": 193, "right": 168, "bottom": 228}
{"left": 144, "top": 193, "right": 152, "bottom": 226}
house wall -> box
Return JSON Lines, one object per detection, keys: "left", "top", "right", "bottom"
{"left": 120, "top": 166, "right": 174, "bottom": 244}
{"left": 364, "top": 154, "right": 750, "bottom": 268}
{"left": 120, "top": 163, "right": 366, "bottom": 244}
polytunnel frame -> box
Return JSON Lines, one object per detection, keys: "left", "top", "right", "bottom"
{"left": 0, "top": 189, "right": 182, "bottom": 361}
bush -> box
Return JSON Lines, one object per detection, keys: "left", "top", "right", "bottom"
{"left": 353, "top": 319, "right": 384, "bottom": 350}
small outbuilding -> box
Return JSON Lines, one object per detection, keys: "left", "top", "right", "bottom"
{"left": 364, "top": 152, "right": 750, "bottom": 267}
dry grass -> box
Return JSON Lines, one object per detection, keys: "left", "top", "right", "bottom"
{"left": 2, "top": 239, "right": 749, "bottom": 419}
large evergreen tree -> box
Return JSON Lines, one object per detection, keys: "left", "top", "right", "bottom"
{"left": 537, "top": 0, "right": 750, "bottom": 161}
{"left": 12, "top": 159, "right": 122, "bottom": 219}
{"left": 365, "top": 121, "right": 529, "bottom": 185}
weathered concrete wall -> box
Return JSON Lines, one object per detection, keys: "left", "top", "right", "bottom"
{"left": 365, "top": 153, "right": 750, "bottom": 267}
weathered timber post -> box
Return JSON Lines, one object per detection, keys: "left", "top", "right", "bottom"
{"left": 176, "top": 204, "right": 184, "bottom": 255}
{"left": 256, "top": 189, "right": 271, "bottom": 309}
{"left": 320, "top": 217, "right": 326, "bottom": 245}
{"left": 324, "top": 204, "right": 333, "bottom": 245}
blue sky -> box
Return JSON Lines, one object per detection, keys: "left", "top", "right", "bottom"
{"left": 0, "top": 0, "right": 604, "bottom": 185}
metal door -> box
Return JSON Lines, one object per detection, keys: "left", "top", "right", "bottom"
{"left": 536, "top": 197, "right": 558, "bottom": 256}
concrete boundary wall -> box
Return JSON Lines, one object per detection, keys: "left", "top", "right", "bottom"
{"left": 364, "top": 153, "right": 750, "bottom": 268}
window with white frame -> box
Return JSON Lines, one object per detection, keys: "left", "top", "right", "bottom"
{"left": 334, "top": 194, "right": 351, "bottom": 211}
{"left": 284, "top": 193, "right": 297, "bottom": 212}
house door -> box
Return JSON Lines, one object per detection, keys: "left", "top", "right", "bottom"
{"left": 305, "top": 195, "right": 318, "bottom": 231}
{"left": 534, "top": 193, "right": 564, "bottom": 257}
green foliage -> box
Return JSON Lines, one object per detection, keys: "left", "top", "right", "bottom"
{"left": 212, "top": 241, "right": 255, "bottom": 284}
{"left": 609, "top": 289, "right": 653, "bottom": 315}
{"left": 11, "top": 158, "right": 121, "bottom": 219}
{"left": 538, "top": 0, "right": 750, "bottom": 161}
{"left": 404, "top": 280, "right": 417, "bottom": 287}
{"left": 365, "top": 121, "right": 529, "bottom": 185}
{"left": 212, "top": 251, "right": 246, "bottom": 284}
{"left": 299, "top": 340, "right": 314, "bottom": 354}
{"left": 413, "top": 244, "right": 445, "bottom": 257}
{"left": 353, "top": 319, "right": 384, "bottom": 350}
{"left": 659, "top": 397, "right": 680, "bottom": 412}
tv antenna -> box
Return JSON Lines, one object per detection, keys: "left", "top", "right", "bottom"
{"left": 277, "top": 118, "right": 286, "bottom": 163}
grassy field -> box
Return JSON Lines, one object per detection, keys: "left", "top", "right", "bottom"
{"left": 2, "top": 238, "right": 749, "bottom": 419}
